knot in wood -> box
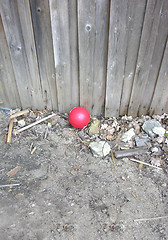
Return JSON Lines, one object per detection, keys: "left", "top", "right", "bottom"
{"left": 85, "top": 24, "right": 91, "bottom": 31}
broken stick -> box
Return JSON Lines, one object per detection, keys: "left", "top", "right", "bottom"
{"left": 7, "top": 119, "right": 13, "bottom": 143}
{"left": 15, "top": 113, "right": 56, "bottom": 134}
{"left": 125, "top": 158, "right": 162, "bottom": 170}
{"left": 10, "top": 109, "right": 29, "bottom": 119}
{"left": 114, "top": 147, "right": 147, "bottom": 159}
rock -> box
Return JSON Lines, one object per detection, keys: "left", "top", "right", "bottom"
{"left": 18, "top": 119, "right": 25, "bottom": 127}
{"left": 122, "top": 128, "right": 135, "bottom": 142}
{"left": 151, "top": 157, "right": 162, "bottom": 167}
{"left": 152, "top": 126, "right": 165, "bottom": 137}
{"left": 135, "top": 135, "right": 150, "bottom": 147}
{"left": 142, "top": 119, "right": 162, "bottom": 137}
{"left": 151, "top": 147, "right": 159, "bottom": 153}
{"left": 89, "top": 141, "right": 111, "bottom": 157}
{"left": 89, "top": 119, "right": 100, "bottom": 135}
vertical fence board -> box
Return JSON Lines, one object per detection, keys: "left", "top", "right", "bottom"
{"left": 0, "top": 0, "right": 32, "bottom": 108}
{"left": 30, "top": 0, "right": 57, "bottom": 110}
{"left": 149, "top": 38, "right": 168, "bottom": 115}
{"left": 50, "top": 0, "right": 78, "bottom": 113}
{"left": 68, "top": 0, "right": 79, "bottom": 110}
{"left": 78, "top": 0, "right": 109, "bottom": 115}
{"left": 78, "top": 0, "right": 95, "bottom": 113}
{"left": 0, "top": 15, "right": 21, "bottom": 108}
{"left": 91, "top": 0, "right": 109, "bottom": 115}
{"left": 128, "top": 0, "right": 164, "bottom": 116}
{"left": 17, "top": 0, "right": 44, "bottom": 109}
{"left": 119, "top": 0, "right": 147, "bottom": 115}
{"left": 105, "top": 0, "right": 138, "bottom": 117}
{"left": 139, "top": 0, "right": 168, "bottom": 115}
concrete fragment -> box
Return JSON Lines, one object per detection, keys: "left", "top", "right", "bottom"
{"left": 152, "top": 126, "right": 165, "bottom": 137}
{"left": 89, "top": 141, "right": 111, "bottom": 157}
{"left": 122, "top": 128, "right": 135, "bottom": 142}
{"left": 142, "top": 119, "right": 161, "bottom": 137}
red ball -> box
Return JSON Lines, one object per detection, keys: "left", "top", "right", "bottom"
{"left": 69, "top": 107, "right": 90, "bottom": 129}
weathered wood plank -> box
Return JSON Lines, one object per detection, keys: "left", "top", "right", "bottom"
{"left": 0, "top": 0, "right": 31, "bottom": 108}
{"left": 91, "top": 0, "right": 109, "bottom": 116}
{"left": 30, "top": 0, "right": 57, "bottom": 110}
{"left": 78, "top": 0, "right": 109, "bottom": 115}
{"left": 119, "top": 0, "right": 147, "bottom": 115}
{"left": 106, "top": 0, "right": 138, "bottom": 117}
{"left": 149, "top": 37, "right": 168, "bottom": 115}
{"left": 17, "top": 0, "right": 44, "bottom": 109}
{"left": 0, "top": 14, "right": 21, "bottom": 108}
{"left": 128, "top": 0, "right": 164, "bottom": 116}
{"left": 49, "top": 0, "right": 78, "bottom": 113}
{"left": 139, "top": 0, "right": 168, "bottom": 115}
{"left": 78, "top": 0, "right": 95, "bottom": 113}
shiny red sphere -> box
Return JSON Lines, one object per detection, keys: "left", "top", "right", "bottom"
{"left": 69, "top": 107, "right": 90, "bottom": 129}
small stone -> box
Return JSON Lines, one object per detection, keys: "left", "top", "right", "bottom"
{"left": 89, "top": 141, "right": 111, "bottom": 157}
{"left": 151, "top": 147, "right": 159, "bottom": 153}
{"left": 152, "top": 126, "right": 165, "bottom": 137}
{"left": 142, "top": 119, "right": 161, "bottom": 137}
{"left": 122, "top": 128, "right": 135, "bottom": 142}
{"left": 151, "top": 157, "right": 162, "bottom": 167}
{"left": 18, "top": 119, "right": 25, "bottom": 127}
{"left": 135, "top": 135, "right": 149, "bottom": 147}
{"left": 89, "top": 118, "right": 100, "bottom": 135}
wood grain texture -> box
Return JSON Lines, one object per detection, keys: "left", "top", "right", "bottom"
{"left": 105, "top": 0, "right": 133, "bottom": 117}
{"left": 30, "top": 0, "right": 58, "bottom": 110}
{"left": 119, "top": 0, "right": 147, "bottom": 115}
{"left": 0, "top": 14, "right": 21, "bottom": 108}
{"left": 0, "top": 0, "right": 31, "bottom": 108}
{"left": 139, "top": 0, "right": 168, "bottom": 115}
{"left": 78, "top": 0, "right": 109, "bottom": 115}
{"left": 50, "top": 0, "right": 79, "bottom": 113}
{"left": 128, "top": 0, "right": 164, "bottom": 116}
{"left": 149, "top": 37, "right": 168, "bottom": 115}
{"left": 17, "top": 0, "right": 44, "bottom": 109}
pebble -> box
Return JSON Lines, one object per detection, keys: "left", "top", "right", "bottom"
{"left": 89, "top": 141, "right": 111, "bottom": 157}
{"left": 142, "top": 119, "right": 161, "bottom": 137}
{"left": 122, "top": 128, "right": 135, "bottom": 142}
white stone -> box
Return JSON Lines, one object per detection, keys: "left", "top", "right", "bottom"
{"left": 152, "top": 126, "right": 165, "bottom": 137}
{"left": 18, "top": 119, "right": 25, "bottom": 127}
{"left": 122, "top": 128, "right": 135, "bottom": 142}
{"left": 89, "top": 141, "right": 111, "bottom": 157}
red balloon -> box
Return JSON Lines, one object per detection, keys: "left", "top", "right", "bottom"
{"left": 69, "top": 107, "right": 90, "bottom": 129}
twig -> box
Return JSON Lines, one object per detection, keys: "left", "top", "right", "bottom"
{"left": 131, "top": 192, "right": 138, "bottom": 201}
{"left": 31, "top": 146, "right": 36, "bottom": 155}
{"left": 134, "top": 215, "right": 168, "bottom": 222}
{"left": 125, "top": 158, "right": 162, "bottom": 170}
{"left": 110, "top": 150, "right": 117, "bottom": 170}
{"left": 0, "top": 183, "right": 20, "bottom": 188}
{"left": 7, "top": 119, "right": 13, "bottom": 143}
{"left": 70, "top": 131, "right": 90, "bottom": 147}
{"left": 15, "top": 113, "right": 56, "bottom": 134}
{"left": 10, "top": 109, "right": 29, "bottom": 119}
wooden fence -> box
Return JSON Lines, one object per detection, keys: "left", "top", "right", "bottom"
{"left": 0, "top": 0, "right": 168, "bottom": 117}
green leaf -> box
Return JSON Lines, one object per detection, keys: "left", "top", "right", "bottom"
{"left": 164, "top": 133, "right": 168, "bottom": 137}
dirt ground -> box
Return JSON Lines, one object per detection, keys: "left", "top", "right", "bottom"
{"left": 0, "top": 110, "right": 167, "bottom": 240}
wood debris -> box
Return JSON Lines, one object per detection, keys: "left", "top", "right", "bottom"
{"left": 114, "top": 147, "right": 148, "bottom": 159}
{"left": 10, "top": 109, "right": 29, "bottom": 119}
{"left": 7, "top": 119, "right": 13, "bottom": 143}
{"left": 15, "top": 113, "right": 56, "bottom": 134}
